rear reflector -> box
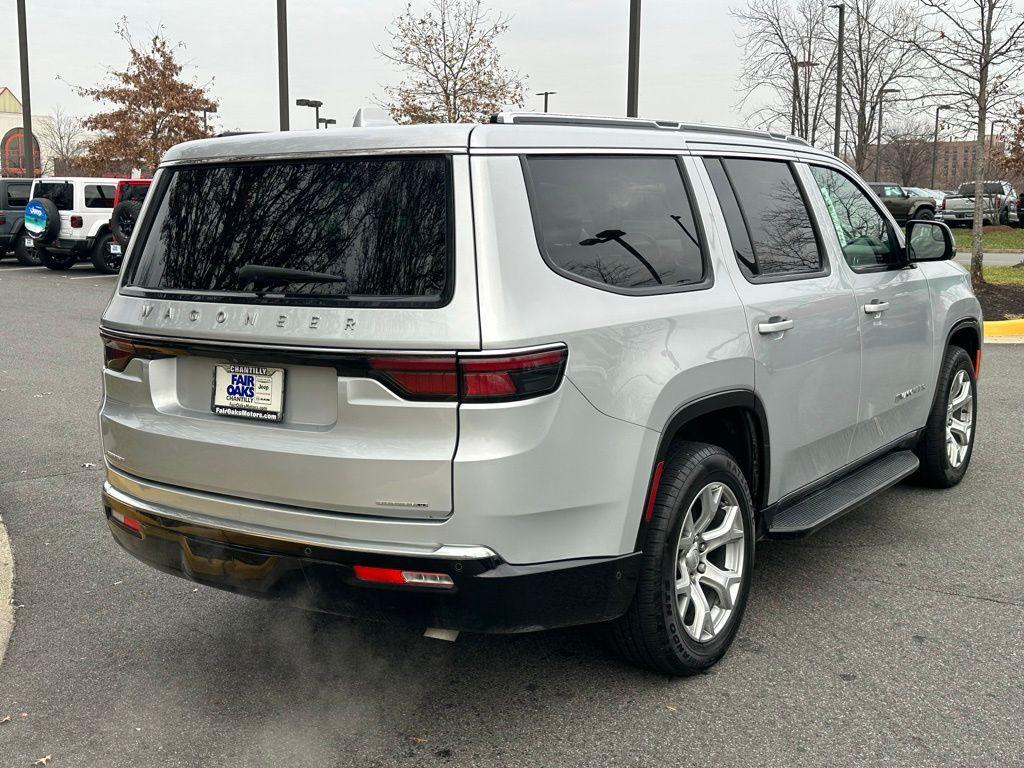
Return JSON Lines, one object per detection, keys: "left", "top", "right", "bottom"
{"left": 975, "top": 348, "right": 982, "bottom": 376}
{"left": 644, "top": 460, "right": 666, "bottom": 522}
{"left": 110, "top": 507, "right": 142, "bottom": 534}
{"left": 353, "top": 565, "right": 455, "bottom": 589}
{"left": 369, "top": 356, "right": 458, "bottom": 400}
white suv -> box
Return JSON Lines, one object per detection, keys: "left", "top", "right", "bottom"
{"left": 97, "top": 115, "right": 981, "bottom": 674}
{"left": 23, "top": 177, "right": 124, "bottom": 272}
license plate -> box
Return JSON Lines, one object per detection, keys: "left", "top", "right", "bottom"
{"left": 212, "top": 364, "right": 285, "bottom": 422}
{"left": 24, "top": 237, "right": 32, "bottom": 248}
{"left": 109, "top": 243, "right": 122, "bottom": 255}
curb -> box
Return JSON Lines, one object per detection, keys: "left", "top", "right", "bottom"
{"left": 984, "top": 319, "right": 1024, "bottom": 337}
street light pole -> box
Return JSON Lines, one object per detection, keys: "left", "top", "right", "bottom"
{"left": 536, "top": 91, "right": 556, "bottom": 112}
{"left": 831, "top": 4, "right": 845, "bottom": 157}
{"left": 16, "top": 0, "right": 33, "bottom": 179}
{"left": 875, "top": 88, "right": 899, "bottom": 182}
{"left": 792, "top": 60, "right": 816, "bottom": 139}
{"left": 931, "top": 104, "right": 950, "bottom": 188}
{"left": 626, "top": 0, "right": 641, "bottom": 117}
{"left": 277, "top": 0, "right": 289, "bottom": 131}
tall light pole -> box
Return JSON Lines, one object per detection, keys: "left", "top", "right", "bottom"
{"left": 989, "top": 119, "right": 1007, "bottom": 146}
{"left": 931, "top": 104, "right": 950, "bottom": 188}
{"left": 277, "top": 0, "right": 289, "bottom": 130}
{"left": 875, "top": 87, "right": 899, "bottom": 181}
{"left": 830, "top": 4, "right": 845, "bottom": 157}
{"left": 296, "top": 98, "right": 323, "bottom": 128}
{"left": 16, "top": 0, "right": 33, "bottom": 179}
{"left": 626, "top": 0, "right": 641, "bottom": 117}
{"left": 536, "top": 91, "right": 556, "bottom": 112}
{"left": 201, "top": 104, "right": 217, "bottom": 132}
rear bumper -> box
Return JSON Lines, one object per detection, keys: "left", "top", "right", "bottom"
{"left": 102, "top": 483, "right": 641, "bottom": 633}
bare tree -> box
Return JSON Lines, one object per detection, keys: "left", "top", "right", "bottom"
{"left": 839, "top": 0, "right": 924, "bottom": 174}
{"left": 880, "top": 120, "right": 935, "bottom": 185}
{"left": 909, "top": 0, "right": 1024, "bottom": 289}
{"left": 37, "top": 106, "right": 86, "bottom": 175}
{"left": 734, "top": 0, "right": 838, "bottom": 144}
{"left": 377, "top": 0, "right": 526, "bottom": 124}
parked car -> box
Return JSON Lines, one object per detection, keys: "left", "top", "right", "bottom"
{"left": 867, "top": 182, "right": 937, "bottom": 221}
{"left": 22, "top": 176, "right": 124, "bottom": 273}
{"left": 938, "top": 191, "right": 993, "bottom": 227}
{"left": 958, "top": 180, "right": 1016, "bottom": 224}
{"left": 98, "top": 114, "right": 981, "bottom": 675}
{"left": 109, "top": 179, "right": 152, "bottom": 249}
{"left": 0, "top": 177, "right": 34, "bottom": 264}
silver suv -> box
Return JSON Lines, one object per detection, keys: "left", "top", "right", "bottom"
{"left": 98, "top": 114, "right": 982, "bottom": 675}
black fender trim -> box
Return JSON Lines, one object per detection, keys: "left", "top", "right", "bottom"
{"left": 632, "top": 389, "right": 770, "bottom": 551}
{"left": 923, "top": 317, "right": 982, "bottom": 419}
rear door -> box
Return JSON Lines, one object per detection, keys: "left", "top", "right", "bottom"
{"left": 101, "top": 153, "right": 478, "bottom": 519}
{"left": 805, "top": 163, "right": 933, "bottom": 459}
{"left": 698, "top": 155, "right": 862, "bottom": 502}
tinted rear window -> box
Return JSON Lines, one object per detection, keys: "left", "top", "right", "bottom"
{"left": 119, "top": 183, "right": 149, "bottom": 203}
{"left": 524, "top": 156, "right": 707, "bottom": 292}
{"left": 5, "top": 182, "right": 29, "bottom": 209}
{"left": 125, "top": 157, "right": 452, "bottom": 306}
{"left": 85, "top": 184, "right": 115, "bottom": 208}
{"left": 34, "top": 182, "right": 73, "bottom": 210}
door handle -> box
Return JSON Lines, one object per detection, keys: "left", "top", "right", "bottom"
{"left": 863, "top": 300, "right": 891, "bottom": 314}
{"left": 757, "top": 316, "right": 794, "bottom": 334}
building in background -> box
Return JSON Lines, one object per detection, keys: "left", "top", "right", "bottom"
{"left": 0, "top": 86, "right": 47, "bottom": 177}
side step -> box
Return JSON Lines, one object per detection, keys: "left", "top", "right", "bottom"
{"left": 766, "top": 450, "right": 919, "bottom": 538}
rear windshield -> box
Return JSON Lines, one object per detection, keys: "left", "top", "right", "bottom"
{"left": 958, "top": 182, "right": 1004, "bottom": 196}
{"left": 124, "top": 156, "right": 452, "bottom": 307}
{"left": 34, "top": 181, "right": 74, "bottom": 210}
{"left": 119, "top": 183, "right": 150, "bottom": 203}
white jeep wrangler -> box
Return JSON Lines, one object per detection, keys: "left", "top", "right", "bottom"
{"left": 23, "top": 177, "right": 124, "bottom": 273}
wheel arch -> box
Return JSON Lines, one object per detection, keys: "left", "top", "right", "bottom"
{"left": 634, "top": 390, "right": 770, "bottom": 549}
{"left": 946, "top": 317, "right": 982, "bottom": 372}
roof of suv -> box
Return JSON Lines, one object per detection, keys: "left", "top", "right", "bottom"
{"left": 161, "top": 113, "right": 836, "bottom": 166}
{"left": 31, "top": 176, "right": 125, "bottom": 185}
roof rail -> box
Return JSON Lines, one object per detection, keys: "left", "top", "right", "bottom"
{"left": 489, "top": 112, "right": 812, "bottom": 146}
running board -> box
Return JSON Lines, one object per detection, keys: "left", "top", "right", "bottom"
{"left": 766, "top": 451, "right": 919, "bottom": 538}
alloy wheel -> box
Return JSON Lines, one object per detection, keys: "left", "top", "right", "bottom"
{"left": 946, "top": 369, "right": 973, "bottom": 468}
{"left": 674, "top": 482, "right": 745, "bottom": 643}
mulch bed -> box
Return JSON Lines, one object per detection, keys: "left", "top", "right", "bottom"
{"left": 975, "top": 281, "right": 1024, "bottom": 321}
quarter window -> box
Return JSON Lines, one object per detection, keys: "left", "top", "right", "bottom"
{"left": 524, "top": 156, "right": 707, "bottom": 292}
{"left": 703, "top": 157, "right": 824, "bottom": 279}
{"left": 84, "top": 184, "right": 116, "bottom": 209}
{"left": 811, "top": 166, "right": 901, "bottom": 270}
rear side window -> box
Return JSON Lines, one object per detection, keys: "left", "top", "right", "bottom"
{"left": 124, "top": 156, "right": 452, "bottom": 307}
{"left": 33, "top": 182, "right": 74, "bottom": 210}
{"left": 5, "top": 182, "right": 29, "bottom": 209}
{"left": 84, "top": 184, "right": 115, "bottom": 208}
{"left": 703, "top": 158, "right": 824, "bottom": 280}
{"left": 523, "top": 156, "right": 708, "bottom": 293}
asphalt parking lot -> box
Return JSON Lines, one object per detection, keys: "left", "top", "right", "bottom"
{"left": 1, "top": 261, "right": 1022, "bottom": 767}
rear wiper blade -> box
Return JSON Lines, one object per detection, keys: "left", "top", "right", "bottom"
{"left": 237, "top": 264, "right": 348, "bottom": 291}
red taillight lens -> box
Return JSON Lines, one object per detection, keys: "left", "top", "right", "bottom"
{"left": 459, "top": 347, "right": 568, "bottom": 402}
{"left": 369, "top": 356, "right": 458, "bottom": 400}
{"left": 352, "top": 565, "right": 455, "bottom": 589}
{"left": 101, "top": 333, "right": 137, "bottom": 372}
{"left": 110, "top": 507, "right": 142, "bottom": 534}
{"left": 70, "top": 215, "right": 83, "bottom": 228}
{"left": 0, "top": 213, "right": 6, "bottom": 225}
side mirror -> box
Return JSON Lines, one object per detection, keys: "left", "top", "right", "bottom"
{"left": 906, "top": 220, "right": 955, "bottom": 262}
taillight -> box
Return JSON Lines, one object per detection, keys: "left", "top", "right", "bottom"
{"left": 369, "top": 356, "right": 458, "bottom": 400}
{"left": 0, "top": 213, "right": 6, "bottom": 225}
{"left": 102, "top": 333, "right": 138, "bottom": 372}
{"left": 368, "top": 346, "right": 568, "bottom": 402}
{"left": 940, "top": 198, "right": 946, "bottom": 210}
{"left": 70, "top": 215, "right": 83, "bottom": 228}
{"left": 459, "top": 347, "right": 568, "bottom": 402}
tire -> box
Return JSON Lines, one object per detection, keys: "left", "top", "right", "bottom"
{"left": 25, "top": 197, "right": 61, "bottom": 244}
{"left": 916, "top": 208, "right": 935, "bottom": 221}
{"left": 90, "top": 231, "right": 122, "bottom": 274}
{"left": 38, "top": 247, "right": 77, "bottom": 271}
{"left": 110, "top": 200, "right": 142, "bottom": 246}
{"left": 607, "top": 442, "right": 755, "bottom": 675}
{"left": 13, "top": 232, "right": 41, "bottom": 266}
{"left": 915, "top": 346, "right": 977, "bottom": 488}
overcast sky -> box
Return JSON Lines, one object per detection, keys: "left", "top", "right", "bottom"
{"left": 0, "top": 0, "right": 753, "bottom": 132}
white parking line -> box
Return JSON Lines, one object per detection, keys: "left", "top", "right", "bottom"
{"left": 68, "top": 274, "right": 117, "bottom": 280}
{"left": 0, "top": 265, "right": 46, "bottom": 271}
{"left": 0, "top": 513, "right": 13, "bottom": 668}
